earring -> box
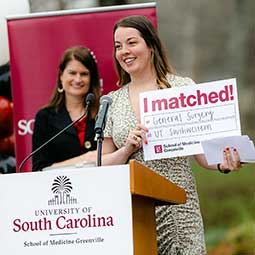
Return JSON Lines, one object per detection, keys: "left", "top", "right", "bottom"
{"left": 57, "top": 87, "right": 64, "bottom": 93}
{"left": 150, "top": 51, "right": 155, "bottom": 65}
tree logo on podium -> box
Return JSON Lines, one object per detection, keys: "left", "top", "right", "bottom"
{"left": 48, "top": 176, "right": 78, "bottom": 206}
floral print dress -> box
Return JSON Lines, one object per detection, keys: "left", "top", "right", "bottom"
{"left": 104, "top": 75, "right": 207, "bottom": 255}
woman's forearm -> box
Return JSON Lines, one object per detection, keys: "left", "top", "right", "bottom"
{"left": 102, "top": 146, "right": 133, "bottom": 166}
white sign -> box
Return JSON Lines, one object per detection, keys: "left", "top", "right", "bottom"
{"left": 139, "top": 78, "right": 241, "bottom": 160}
{"left": 0, "top": 165, "right": 133, "bottom": 254}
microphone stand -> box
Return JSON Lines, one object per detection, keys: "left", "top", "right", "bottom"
{"left": 96, "top": 130, "right": 104, "bottom": 167}
{"left": 18, "top": 110, "right": 88, "bottom": 173}
{"left": 94, "top": 95, "right": 112, "bottom": 167}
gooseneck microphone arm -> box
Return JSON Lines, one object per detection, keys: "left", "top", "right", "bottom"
{"left": 18, "top": 93, "right": 95, "bottom": 173}
{"left": 94, "top": 95, "right": 113, "bottom": 167}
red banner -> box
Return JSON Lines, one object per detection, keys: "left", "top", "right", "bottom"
{"left": 7, "top": 3, "right": 157, "bottom": 171}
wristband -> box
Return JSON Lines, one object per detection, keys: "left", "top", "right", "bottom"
{"left": 217, "top": 163, "right": 231, "bottom": 174}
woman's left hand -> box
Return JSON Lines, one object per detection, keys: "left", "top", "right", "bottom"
{"left": 218, "top": 147, "right": 243, "bottom": 172}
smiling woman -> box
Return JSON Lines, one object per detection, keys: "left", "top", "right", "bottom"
{"left": 32, "top": 46, "right": 101, "bottom": 171}
{"left": 59, "top": 60, "right": 91, "bottom": 108}
{"left": 100, "top": 15, "right": 243, "bottom": 254}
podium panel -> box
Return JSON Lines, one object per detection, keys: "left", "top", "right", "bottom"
{"left": 0, "top": 160, "right": 186, "bottom": 255}
{"left": 0, "top": 165, "right": 133, "bottom": 255}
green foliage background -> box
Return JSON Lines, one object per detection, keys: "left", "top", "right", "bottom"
{"left": 192, "top": 162, "right": 255, "bottom": 254}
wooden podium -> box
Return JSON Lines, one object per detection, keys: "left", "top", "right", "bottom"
{"left": 129, "top": 160, "right": 186, "bottom": 255}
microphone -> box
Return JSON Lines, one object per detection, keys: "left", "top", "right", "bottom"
{"left": 85, "top": 93, "right": 95, "bottom": 108}
{"left": 94, "top": 95, "right": 113, "bottom": 134}
{"left": 18, "top": 93, "right": 95, "bottom": 173}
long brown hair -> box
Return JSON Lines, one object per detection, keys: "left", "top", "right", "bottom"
{"left": 45, "top": 46, "right": 101, "bottom": 118}
{"left": 113, "top": 15, "right": 176, "bottom": 88}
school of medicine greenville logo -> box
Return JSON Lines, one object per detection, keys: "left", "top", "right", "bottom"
{"left": 48, "top": 176, "right": 78, "bottom": 206}
{"left": 154, "top": 144, "right": 163, "bottom": 154}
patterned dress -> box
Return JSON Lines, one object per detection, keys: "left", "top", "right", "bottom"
{"left": 104, "top": 75, "right": 207, "bottom": 255}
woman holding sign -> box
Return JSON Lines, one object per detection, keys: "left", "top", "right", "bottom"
{"left": 101, "top": 16, "right": 242, "bottom": 254}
